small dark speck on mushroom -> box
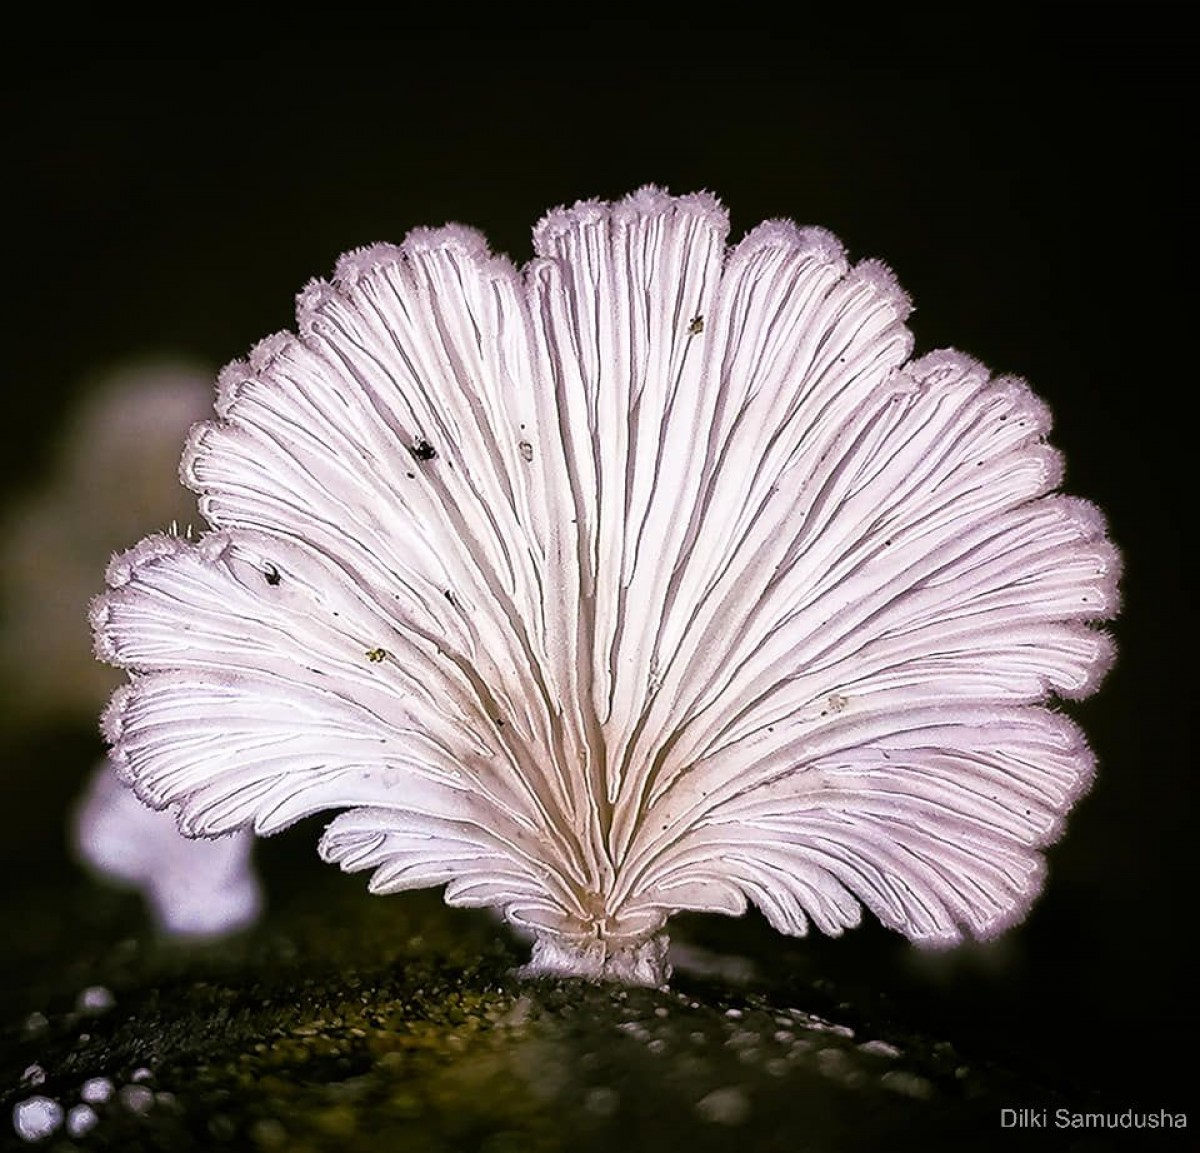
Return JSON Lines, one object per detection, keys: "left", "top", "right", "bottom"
{"left": 263, "top": 564, "right": 281, "bottom": 587}
{"left": 519, "top": 440, "right": 534, "bottom": 462}
{"left": 687, "top": 315, "right": 705, "bottom": 335}
{"left": 444, "top": 590, "right": 456, "bottom": 605}
{"left": 366, "top": 647, "right": 388, "bottom": 663}
{"left": 411, "top": 438, "right": 438, "bottom": 462}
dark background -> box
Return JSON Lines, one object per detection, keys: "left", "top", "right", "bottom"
{"left": 2, "top": 24, "right": 1191, "bottom": 1115}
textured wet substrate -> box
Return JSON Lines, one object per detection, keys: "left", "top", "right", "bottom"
{"left": 1, "top": 864, "right": 1093, "bottom": 1153}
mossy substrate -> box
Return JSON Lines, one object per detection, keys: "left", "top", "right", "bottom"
{"left": 2, "top": 852, "right": 1092, "bottom": 1153}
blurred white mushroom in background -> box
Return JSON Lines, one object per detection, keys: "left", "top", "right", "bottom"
{"left": 2, "top": 362, "right": 212, "bottom": 721}
{"left": 73, "top": 760, "right": 262, "bottom": 937}
{"left": 0, "top": 361, "right": 263, "bottom": 938}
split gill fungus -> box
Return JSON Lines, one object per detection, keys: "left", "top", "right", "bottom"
{"left": 92, "top": 188, "right": 1120, "bottom": 986}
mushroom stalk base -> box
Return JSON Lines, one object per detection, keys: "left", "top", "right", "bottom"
{"left": 518, "top": 932, "right": 671, "bottom": 987}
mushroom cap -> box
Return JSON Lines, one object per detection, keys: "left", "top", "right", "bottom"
{"left": 93, "top": 188, "right": 1119, "bottom": 983}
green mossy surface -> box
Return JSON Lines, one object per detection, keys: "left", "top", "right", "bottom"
{"left": 1, "top": 856, "right": 1091, "bottom": 1153}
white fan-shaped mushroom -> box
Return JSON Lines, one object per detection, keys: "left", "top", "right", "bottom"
{"left": 93, "top": 188, "right": 1119, "bottom": 985}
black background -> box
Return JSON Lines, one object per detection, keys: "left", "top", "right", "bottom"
{"left": 2, "top": 22, "right": 1192, "bottom": 1116}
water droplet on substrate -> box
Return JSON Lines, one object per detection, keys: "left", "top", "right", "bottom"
{"left": 80, "top": 1077, "right": 114, "bottom": 1104}
{"left": 77, "top": 985, "right": 115, "bottom": 1015}
{"left": 12, "top": 1096, "right": 64, "bottom": 1142}
{"left": 67, "top": 1104, "right": 99, "bottom": 1138}
{"left": 119, "top": 1084, "right": 155, "bottom": 1114}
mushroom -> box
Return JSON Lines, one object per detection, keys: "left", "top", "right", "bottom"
{"left": 92, "top": 188, "right": 1119, "bottom": 986}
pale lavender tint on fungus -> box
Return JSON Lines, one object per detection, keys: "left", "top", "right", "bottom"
{"left": 91, "top": 188, "right": 1120, "bottom": 986}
